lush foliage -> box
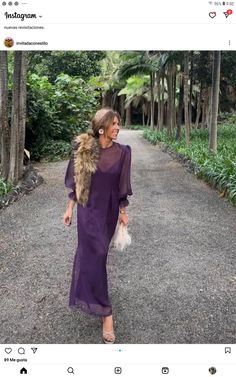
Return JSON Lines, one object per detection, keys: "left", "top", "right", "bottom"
{"left": 118, "top": 74, "right": 150, "bottom": 108}
{"left": 0, "top": 177, "right": 14, "bottom": 195}
{"left": 26, "top": 73, "right": 99, "bottom": 160}
{"left": 218, "top": 112, "right": 236, "bottom": 124}
{"left": 144, "top": 125, "right": 236, "bottom": 205}
{"left": 28, "top": 51, "right": 106, "bottom": 83}
{"left": 31, "top": 140, "right": 72, "bottom": 162}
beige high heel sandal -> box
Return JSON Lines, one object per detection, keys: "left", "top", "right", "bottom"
{"left": 101, "top": 316, "right": 116, "bottom": 344}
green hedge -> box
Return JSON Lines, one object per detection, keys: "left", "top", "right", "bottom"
{"left": 143, "top": 125, "right": 236, "bottom": 206}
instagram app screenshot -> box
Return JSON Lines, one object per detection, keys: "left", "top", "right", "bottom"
{"left": 0, "top": 1, "right": 235, "bottom": 376}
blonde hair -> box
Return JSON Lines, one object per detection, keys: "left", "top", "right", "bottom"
{"left": 88, "top": 107, "right": 121, "bottom": 138}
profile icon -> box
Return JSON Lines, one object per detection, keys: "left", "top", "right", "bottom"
{"left": 209, "top": 366, "right": 217, "bottom": 375}
{"left": 4, "top": 37, "right": 14, "bottom": 48}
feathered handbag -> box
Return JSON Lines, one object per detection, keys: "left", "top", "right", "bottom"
{"left": 110, "top": 221, "right": 131, "bottom": 251}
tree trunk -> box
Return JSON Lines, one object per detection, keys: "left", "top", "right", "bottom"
{"left": 209, "top": 51, "right": 221, "bottom": 153}
{"left": 201, "top": 88, "right": 206, "bottom": 129}
{"left": 156, "top": 72, "right": 161, "bottom": 130}
{"left": 142, "top": 109, "right": 145, "bottom": 126}
{"left": 150, "top": 72, "right": 154, "bottom": 130}
{"left": 102, "top": 90, "right": 112, "bottom": 107}
{"left": 166, "top": 65, "right": 173, "bottom": 137}
{"left": 0, "top": 51, "right": 10, "bottom": 180}
{"left": 125, "top": 104, "right": 131, "bottom": 127}
{"left": 195, "top": 85, "right": 202, "bottom": 129}
{"left": 166, "top": 72, "right": 171, "bottom": 134}
{"left": 166, "top": 62, "right": 177, "bottom": 136}
{"left": 111, "top": 91, "right": 117, "bottom": 109}
{"left": 176, "top": 68, "right": 184, "bottom": 140}
{"left": 160, "top": 74, "right": 164, "bottom": 130}
{"left": 206, "top": 86, "right": 212, "bottom": 130}
{"left": 172, "top": 62, "right": 176, "bottom": 129}
{"left": 119, "top": 94, "right": 125, "bottom": 124}
{"left": 8, "top": 52, "right": 27, "bottom": 184}
{"left": 183, "top": 52, "right": 190, "bottom": 145}
{"left": 142, "top": 102, "right": 147, "bottom": 126}
{"left": 18, "top": 52, "right": 27, "bottom": 180}
{"left": 146, "top": 105, "right": 150, "bottom": 126}
{"left": 201, "top": 87, "right": 209, "bottom": 129}
{"left": 189, "top": 51, "right": 193, "bottom": 128}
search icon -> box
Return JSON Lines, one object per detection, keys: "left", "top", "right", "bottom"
{"left": 67, "top": 367, "right": 74, "bottom": 374}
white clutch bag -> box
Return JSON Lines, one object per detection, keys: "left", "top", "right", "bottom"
{"left": 111, "top": 221, "right": 131, "bottom": 251}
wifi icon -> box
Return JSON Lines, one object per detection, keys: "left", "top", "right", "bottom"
{"left": 31, "top": 348, "right": 38, "bottom": 354}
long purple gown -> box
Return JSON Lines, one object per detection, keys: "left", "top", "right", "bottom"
{"left": 64, "top": 141, "right": 132, "bottom": 317}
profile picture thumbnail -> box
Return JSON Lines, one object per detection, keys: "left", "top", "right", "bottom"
{"left": 4, "top": 37, "right": 14, "bottom": 48}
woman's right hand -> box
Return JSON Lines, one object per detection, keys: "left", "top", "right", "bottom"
{"left": 63, "top": 208, "right": 73, "bottom": 226}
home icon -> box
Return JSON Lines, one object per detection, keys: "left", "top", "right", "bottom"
{"left": 20, "top": 367, "right": 27, "bottom": 374}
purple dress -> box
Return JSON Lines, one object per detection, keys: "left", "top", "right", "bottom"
{"left": 64, "top": 141, "right": 132, "bottom": 317}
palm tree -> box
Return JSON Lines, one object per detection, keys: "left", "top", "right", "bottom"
{"left": 94, "top": 52, "right": 124, "bottom": 107}
{"left": 117, "top": 51, "right": 161, "bottom": 129}
{"left": 118, "top": 74, "right": 150, "bottom": 126}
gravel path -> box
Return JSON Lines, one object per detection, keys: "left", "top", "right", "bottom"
{"left": 0, "top": 130, "right": 235, "bottom": 344}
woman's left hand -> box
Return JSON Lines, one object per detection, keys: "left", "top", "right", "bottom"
{"left": 119, "top": 213, "right": 129, "bottom": 226}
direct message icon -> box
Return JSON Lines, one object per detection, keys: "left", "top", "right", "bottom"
{"left": 224, "top": 9, "right": 233, "bottom": 18}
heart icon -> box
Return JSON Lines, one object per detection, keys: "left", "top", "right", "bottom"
{"left": 209, "top": 12, "right": 216, "bottom": 18}
{"left": 5, "top": 348, "right": 12, "bottom": 354}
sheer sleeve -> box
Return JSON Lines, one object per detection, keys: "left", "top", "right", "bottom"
{"left": 119, "top": 145, "right": 133, "bottom": 208}
{"left": 64, "top": 144, "right": 78, "bottom": 202}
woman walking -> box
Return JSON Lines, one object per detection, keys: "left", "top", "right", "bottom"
{"left": 63, "top": 108, "right": 132, "bottom": 343}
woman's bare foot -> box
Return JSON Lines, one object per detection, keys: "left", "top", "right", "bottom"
{"left": 102, "top": 315, "right": 115, "bottom": 343}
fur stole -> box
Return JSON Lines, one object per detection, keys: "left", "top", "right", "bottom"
{"left": 73, "top": 133, "right": 100, "bottom": 207}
